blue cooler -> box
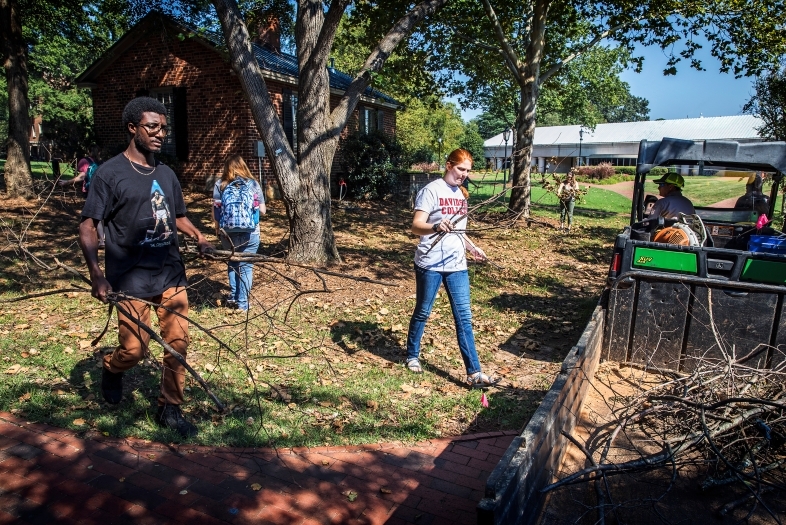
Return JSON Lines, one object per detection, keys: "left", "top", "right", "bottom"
{"left": 748, "top": 235, "right": 786, "bottom": 255}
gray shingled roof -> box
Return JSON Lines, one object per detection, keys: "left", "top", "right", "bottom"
{"left": 250, "top": 44, "right": 399, "bottom": 106}
{"left": 174, "top": 14, "right": 399, "bottom": 106}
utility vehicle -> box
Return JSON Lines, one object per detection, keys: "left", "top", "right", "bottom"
{"left": 478, "top": 138, "right": 786, "bottom": 524}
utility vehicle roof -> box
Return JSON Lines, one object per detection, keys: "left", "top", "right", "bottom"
{"left": 636, "top": 138, "right": 786, "bottom": 175}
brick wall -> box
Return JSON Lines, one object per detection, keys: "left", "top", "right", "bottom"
{"left": 90, "top": 29, "right": 397, "bottom": 193}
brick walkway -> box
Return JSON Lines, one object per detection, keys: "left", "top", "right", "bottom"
{"left": 0, "top": 412, "right": 516, "bottom": 524}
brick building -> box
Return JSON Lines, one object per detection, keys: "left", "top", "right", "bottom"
{"left": 75, "top": 11, "right": 400, "bottom": 192}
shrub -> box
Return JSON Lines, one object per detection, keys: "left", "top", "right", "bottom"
{"left": 614, "top": 166, "right": 668, "bottom": 177}
{"left": 404, "top": 146, "right": 434, "bottom": 168}
{"left": 341, "top": 131, "right": 404, "bottom": 200}
{"left": 574, "top": 162, "right": 616, "bottom": 180}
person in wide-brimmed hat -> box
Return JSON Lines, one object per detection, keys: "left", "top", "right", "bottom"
{"left": 647, "top": 172, "right": 695, "bottom": 219}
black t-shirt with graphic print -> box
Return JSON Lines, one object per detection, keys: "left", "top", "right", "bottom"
{"left": 81, "top": 153, "right": 188, "bottom": 297}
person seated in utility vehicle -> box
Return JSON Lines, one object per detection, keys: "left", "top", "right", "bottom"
{"left": 647, "top": 173, "right": 695, "bottom": 219}
{"left": 643, "top": 194, "right": 658, "bottom": 216}
{"left": 734, "top": 172, "right": 769, "bottom": 216}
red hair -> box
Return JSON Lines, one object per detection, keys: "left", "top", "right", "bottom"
{"left": 445, "top": 148, "right": 472, "bottom": 171}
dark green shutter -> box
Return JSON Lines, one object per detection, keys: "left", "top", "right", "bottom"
{"left": 173, "top": 87, "right": 189, "bottom": 161}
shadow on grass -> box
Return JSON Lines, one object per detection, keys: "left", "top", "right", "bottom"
{"left": 328, "top": 319, "right": 547, "bottom": 435}
{"left": 486, "top": 285, "right": 599, "bottom": 362}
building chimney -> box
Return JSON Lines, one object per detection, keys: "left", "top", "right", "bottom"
{"left": 251, "top": 14, "right": 280, "bottom": 53}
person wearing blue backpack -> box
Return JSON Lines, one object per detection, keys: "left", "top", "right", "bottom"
{"left": 60, "top": 145, "right": 105, "bottom": 247}
{"left": 213, "top": 155, "right": 265, "bottom": 311}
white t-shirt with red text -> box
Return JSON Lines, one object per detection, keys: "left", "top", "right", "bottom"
{"left": 413, "top": 178, "right": 468, "bottom": 272}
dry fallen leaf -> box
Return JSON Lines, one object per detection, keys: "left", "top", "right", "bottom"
{"left": 63, "top": 347, "right": 74, "bottom": 354}
{"left": 366, "top": 400, "right": 379, "bottom": 411}
{"left": 15, "top": 324, "right": 29, "bottom": 330}
{"left": 20, "top": 352, "right": 29, "bottom": 358}
{"left": 72, "top": 418, "right": 86, "bottom": 426}
{"left": 380, "top": 487, "right": 392, "bottom": 494}
{"left": 250, "top": 483, "right": 262, "bottom": 491}
{"left": 18, "top": 392, "right": 31, "bottom": 402}
{"left": 321, "top": 460, "right": 330, "bottom": 466}
{"left": 400, "top": 384, "right": 414, "bottom": 393}
{"left": 6, "top": 364, "right": 22, "bottom": 375}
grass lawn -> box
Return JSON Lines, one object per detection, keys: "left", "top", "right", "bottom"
{"left": 0, "top": 159, "right": 77, "bottom": 180}
{"left": 0, "top": 186, "right": 625, "bottom": 446}
{"left": 681, "top": 176, "right": 751, "bottom": 207}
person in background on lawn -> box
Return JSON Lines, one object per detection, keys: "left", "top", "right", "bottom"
{"left": 557, "top": 172, "right": 579, "bottom": 231}
{"left": 213, "top": 155, "right": 265, "bottom": 311}
{"left": 405, "top": 148, "right": 499, "bottom": 389}
{"left": 79, "top": 96, "right": 213, "bottom": 439}
{"left": 60, "top": 145, "right": 105, "bottom": 247}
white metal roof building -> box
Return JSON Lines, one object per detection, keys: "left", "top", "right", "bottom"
{"left": 484, "top": 115, "right": 765, "bottom": 173}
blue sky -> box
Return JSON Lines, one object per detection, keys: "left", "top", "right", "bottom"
{"left": 459, "top": 41, "right": 756, "bottom": 123}
{"left": 619, "top": 44, "right": 755, "bottom": 120}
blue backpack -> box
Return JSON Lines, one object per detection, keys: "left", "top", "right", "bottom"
{"left": 82, "top": 160, "right": 98, "bottom": 195}
{"left": 219, "top": 179, "right": 256, "bottom": 232}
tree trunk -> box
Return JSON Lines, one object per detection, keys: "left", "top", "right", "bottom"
{"left": 1, "top": 0, "right": 34, "bottom": 198}
{"left": 287, "top": 0, "right": 342, "bottom": 263}
{"left": 509, "top": 86, "right": 537, "bottom": 216}
{"left": 213, "top": 0, "right": 340, "bottom": 264}
{"left": 502, "top": 0, "right": 548, "bottom": 217}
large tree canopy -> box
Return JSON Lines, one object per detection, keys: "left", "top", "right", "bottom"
{"left": 744, "top": 68, "right": 786, "bottom": 142}
{"left": 353, "top": 0, "right": 786, "bottom": 216}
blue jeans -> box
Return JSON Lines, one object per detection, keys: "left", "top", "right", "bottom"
{"left": 406, "top": 265, "right": 481, "bottom": 375}
{"left": 221, "top": 231, "right": 260, "bottom": 310}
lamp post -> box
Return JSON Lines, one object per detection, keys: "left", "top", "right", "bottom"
{"left": 437, "top": 137, "right": 443, "bottom": 170}
{"left": 502, "top": 127, "right": 511, "bottom": 203}
{"left": 578, "top": 127, "right": 584, "bottom": 167}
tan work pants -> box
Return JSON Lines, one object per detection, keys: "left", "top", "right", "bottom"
{"left": 104, "top": 286, "right": 190, "bottom": 406}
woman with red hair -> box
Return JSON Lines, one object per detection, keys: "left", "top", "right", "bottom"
{"left": 405, "top": 149, "right": 499, "bottom": 388}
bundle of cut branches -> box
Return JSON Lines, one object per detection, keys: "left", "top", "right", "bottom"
{"left": 544, "top": 345, "right": 786, "bottom": 523}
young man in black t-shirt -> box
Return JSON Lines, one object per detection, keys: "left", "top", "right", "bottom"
{"left": 80, "top": 97, "right": 213, "bottom": 438}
